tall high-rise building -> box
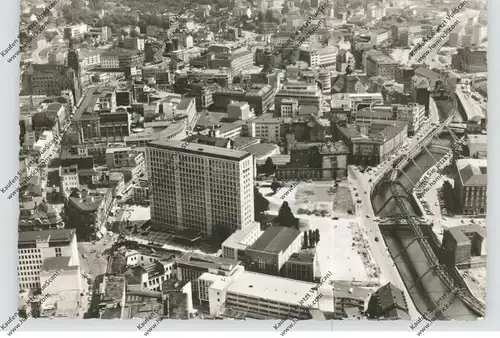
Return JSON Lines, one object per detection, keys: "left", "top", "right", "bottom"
{"left": 146, "top": 140, "right": 255, "bottom": 237}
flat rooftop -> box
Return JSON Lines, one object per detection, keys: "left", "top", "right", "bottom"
{"left": 455, "top": 88, "right": 485, "bottom": 122}
{"left": 18, "top": 229, "right": 76, "bottom": 244}
{"left": 176, "top": 252, "right": 241, "bottom": 271}
{"left": 447, "top": 224, "right": 487, "bottom": 245}
{"left": 287, "top": 251, "right": 315, "bottom": 264}
{"left": 248, "top": 226, "right": 301, "bottom": 254}
{"left": 75, "top": 86, "right": 115, "bottom": 120}
{"left": 41, "top": 256, "right": 79, "bottom": 272}
{"left": 456, "top": 158, "right": 487, "bottom": 186}
{"left": 227, "top": 271, "right": 318, "bottom": 306}
{"left": 148, "top": 140, "right": 252, "bottom": 161}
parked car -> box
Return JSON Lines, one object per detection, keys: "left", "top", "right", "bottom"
{"left": 332, "top": 217, "right": 339, "bottom": 220}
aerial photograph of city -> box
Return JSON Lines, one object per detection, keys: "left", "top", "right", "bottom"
{"left": 6, "top": 0, "right": 487, "bottom": 333}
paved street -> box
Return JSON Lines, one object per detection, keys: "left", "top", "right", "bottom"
{"left": 348, "top": 166, "right": 421, "bottom": 319}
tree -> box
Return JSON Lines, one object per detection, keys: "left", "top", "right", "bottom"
{"left": 315, "top": 229, "right": 320, "bottom": 245}
{"left": 271, "top": 181, "right": 281, "bottom": 194}
{"left": 150, "top": 15, "right": 162, "bottom": 27}
{"left": 210, "top": 223, "right": 233, "bottom": 246}
{"left": 281, "top": 4, "right": 290, "bottom": 15}
{"left": 303, "top": 231, "right": 308, "bottom": 248}
{"left": 161, "top": 19, "right": 171, "bottom": 30}
{"left": 308, "top": 229, "right": 314, "bottom": 247}
{"left": 277, "top": 201, "right": 298, "bottom": 229}
{"left": 130, "top": 30, "right": 140, "bottom": 38}
{"left": 257, "top": 11, "right": 264, "bottom": 22}
{"left": 254, "top": 186, "right": 270, "bottom": 219}
{"left": 265, "top": 157, "right": 276, "bottom": 174}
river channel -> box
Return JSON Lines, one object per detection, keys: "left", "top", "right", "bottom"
{"left": 370, "top": 98, "right": 480, "bottom": 320}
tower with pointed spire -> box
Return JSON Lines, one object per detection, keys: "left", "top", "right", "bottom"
{"left": 66, "top": 39, "right": 82, "bottom": 102}
{"left": 67, "top": 39, "right": 80, "bottom": 75}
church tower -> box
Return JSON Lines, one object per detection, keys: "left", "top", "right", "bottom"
{"left": 67, "top": 39, "right": 80, "bottom": 76}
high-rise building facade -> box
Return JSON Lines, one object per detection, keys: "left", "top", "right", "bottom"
{"left": 147, "top": 140, "right": 255, "bottom": 237}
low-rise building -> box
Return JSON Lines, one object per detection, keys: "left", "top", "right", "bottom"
{"left": 222, "top": 222, "right": 262, "bottom": 261}
{"left": 39, "top": 257, "right": 82, "bottom": 318}
{"left": 19, "top": 199, "right": 65, "bottom": 231}
{"left": 355, "top": 103, "right": 425, "bottom": 135}
{"left": 106, "top": 146, "right": 146, "bottom": 183}
{"left": 245, "top": 226, "right": 303, "bottom": 276}
{"left": 464, "top": 134, "right": 487, "bottom": 159}
{"left": 18, "top": 229, "right": 80, "bottom": 291}
{"left": 300, "top": 45, "right": 338, "bottom": 68}
{"left": 441, "top": 224, "right": 487, "bottom": 269}
{"left": 336, "top": 121, "right": 408, "bottom": 166}
{"left": 275, "top": 82, "right": 322, "bottom": 110}
{"left": 161, "top": 279, "right": 194, "bottom": 319}
{"left": 370, "top": 29, "right": 389, "bottom": 46}
{"left": 225, "top": 271, "right": 319, "bottom": 319}
{"left": 284, "top": 252, "right": 316, "bottom": 282}
{"left": 98, "top": 275, "right": 127, "bottom": 319}
{"left": 366, "top": 282, "right": 410, "bottom": 320}
{"left": 332, "top": 283, "right": 372, "bottom": 319}
{"left": 122, "top": 37, "right": 145, "bottom": 51}
{"left": 64, "top": 188, "right": 113, "bottom": 241}
{"left": 452, "top": 47, "right": 487, "bottom": 73}
{"left": 64, "top": 24, "right": 88, "bottom": 40}
{"left": 364, "top": 50, "right": 398, "bottom": 80}
{"left": 213, "top": 84, "right": 275, "bottom": 115}
{"left": 176, "top": 253, "right": 241, "bottom": 294}
{"left": 276, "top": 141, "right": 349, "bottom": 181}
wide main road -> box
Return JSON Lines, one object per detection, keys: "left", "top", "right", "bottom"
{"left": 348, "top": 166, "right": 421, "bottom": 319}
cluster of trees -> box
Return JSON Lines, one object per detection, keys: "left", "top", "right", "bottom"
{"left": 61, "top": 0, "right": 102, "bottom": 26}
{"left": 209, "top": 223, "right": 233, "bottom": 247}
{"left": 254, "top": 186, "right": 270, "bottom": 221}
{"left": 276, "top": 201, "right": 299, "bottom": 229}
{"left": 303, "top": 229, "right": 320, "bottom": 248}
{"left": 247, "top": 9, "right": 281, "bottom": 25}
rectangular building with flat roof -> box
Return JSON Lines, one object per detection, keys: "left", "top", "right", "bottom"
{"left": 245, "top": 226, "right": 303, "bottom": 276}
{"left": 176, "top": 252, "right": 242, "bottom": 293}
{"left": 18, "top": 229, "right": 80, "bottom": 291}
{"left": 454, "top": 158, "right": 487, "bottom": 216}
{"left": 225, "top": 271, "right": 318, "bottom": 319}
{"left": 146, "top": 140, "right": 255, "bottom": 236}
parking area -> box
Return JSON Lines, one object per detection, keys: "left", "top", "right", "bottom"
{"left": 332, "top": 180, "right": 355, "bottom": 216}
{"left": 133, "top": 231, "right": 175, "bottom": 244}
